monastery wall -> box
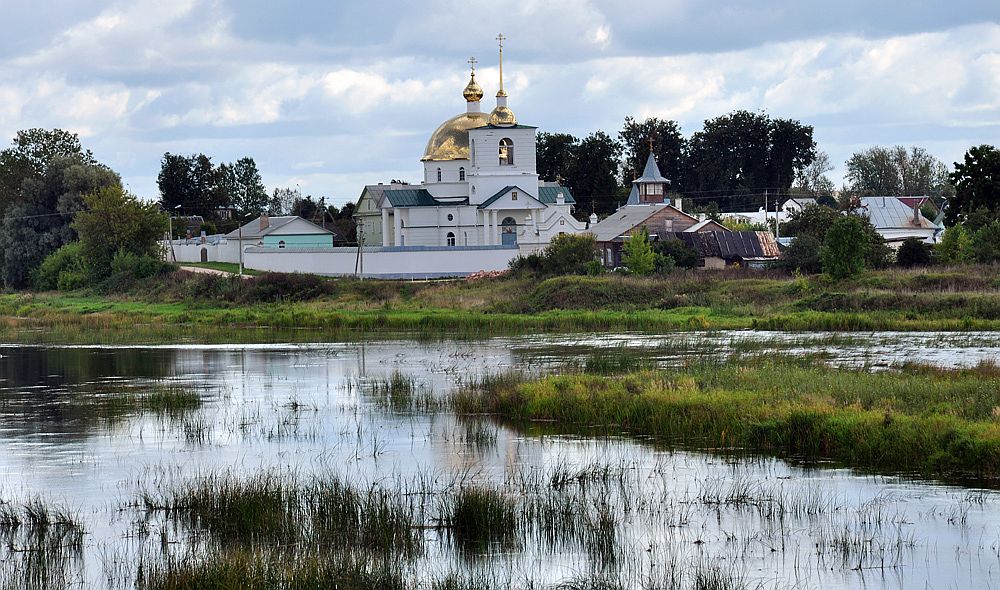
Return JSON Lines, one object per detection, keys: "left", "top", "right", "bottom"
{"left": 243, "top": 245, "right": 520, "bottom": 279}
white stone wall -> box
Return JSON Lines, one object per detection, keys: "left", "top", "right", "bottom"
{"left": 243, "top": 245, "right": 519, "bottom": 279}
{"left": 163, "top": 240, "right": 243, "bottom": 263}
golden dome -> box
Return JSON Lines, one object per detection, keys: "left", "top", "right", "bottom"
{"left": 463, "top": 73, "right": 484, "bottom": 102}
{"left": 421, "top": 111, "right": 491, "bottom": 161}
{"left": 488, "top": 105, "right": 517, "bottom": 127}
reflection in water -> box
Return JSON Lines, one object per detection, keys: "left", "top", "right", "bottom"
{"left": 0, "top": 333, "right": 998, "bottom": 589}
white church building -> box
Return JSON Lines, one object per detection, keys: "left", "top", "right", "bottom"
{"left": 355, "top": 41, "right": 585, "bottom": 253}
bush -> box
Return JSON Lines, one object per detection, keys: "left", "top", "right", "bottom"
{"left": 509, "top": 234, "right": 597, "bottom": 277}
{"left": 239, "top": 272, "right": 333, "bottom": 303}
{"left": 781, "top": 234, "right": 822, "bottom": 274}
{"left": 110, "top": 250, "right": 173, "bottom": 280}
{"left": 56, "top": 269, "right": 88, "bottom": 291}
{"left": 32, "top": 242, "right": 86, "bottom": 291}
{"left": 896, "top": 237, "right": 932, "bottom": 268}
{"left": 622, "top": 227, "right": 655, "bottom": 276}
{"left": 971, "top": 221, "right": 1000, "bottom": 264}
{"left": 821, "top": 216, "right": 869, "bottom": 279}
{"left": 654, "top": 253, "right": 676, "bottom": 275}
{"left": 935, "top": 224, "right": 974, "bottom": 265}
{"left": 654, "top": 238, "right": 699, "bottom": 269}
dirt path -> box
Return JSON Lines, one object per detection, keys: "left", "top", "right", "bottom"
{"left": 179, "top": 265, "right": 254, "bottom": 279}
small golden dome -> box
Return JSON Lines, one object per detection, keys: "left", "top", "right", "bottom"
{"left": 421, "top": 111, "right": 491, "bottom": 161}
{"left": 489, "top": 105, "right": 517, "bottom": 127}
{"left": 463, "top": 73, "right": 484, "bottom": 102}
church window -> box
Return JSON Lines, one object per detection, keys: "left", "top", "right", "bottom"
{"left": 278, "top": 240, "right": 286, "bottom": 248}
{"left": 499, "top": 138, "right": 514, "bottom": 166}
{"left": 447, "top": 213, "right": 454, "bottom": 221}
{"left": 459, "top": 167, "right": 466, "bottom": 181}
{"left": 446, "top": 232, "right": 456, "bottom": 247}
{"left": 560, "top": 219, "right": 565, "bottom": 225}
{"left": 511, "top": 191, "right": 518, "bottom": 201}
{"left": 436, "top": 168, "right": 442, "bottom": 182}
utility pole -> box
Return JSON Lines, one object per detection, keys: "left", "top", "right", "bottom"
{"left": 238, "top": 222, "right": 244, "bottom": 276}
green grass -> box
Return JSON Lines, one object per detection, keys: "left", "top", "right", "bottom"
{"left": 177, "top": 261, "right": 252, "bottom": 274}
{"left": 3, "top": 264, "right": 1000, "bottom": 343}
{"left": 451, "top": 359, "right": 1000, "bottom": 479}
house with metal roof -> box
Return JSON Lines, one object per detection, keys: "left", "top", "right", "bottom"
{"left": 588, "top": 203, "right": 729, "bottom": 268}
{"left": 671, "top": 231, "right": 782, "bottom": 269}
{"left": 354, "top": 42, "right": 584, "bottom": 252}
{"left": 855, "top": 197, "right": 943, "bottom": 246}
{"left": 224, "top": 215, "right": 338, "bottom": 249}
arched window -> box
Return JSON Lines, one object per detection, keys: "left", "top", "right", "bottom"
{"left": 498, "top": 138, "right": 514, "bottom": 166}
{"left": 459, "top": 167, "right": 465, "bottom": 181}
{"left": 446, "top": 232, "right": 456, "bottom": 247}
{"left": 436, "top": 167, "right": 442, "bottom": 182}
{"left": 501, "top": 217, "right": 517, "bottom": 245}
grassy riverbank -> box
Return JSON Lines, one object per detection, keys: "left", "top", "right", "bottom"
{"left": 2, "top": 264, "right": 1000, "bottom": 342}
{"left": 452, "top": 359, "right": 1000, "bottom": 479}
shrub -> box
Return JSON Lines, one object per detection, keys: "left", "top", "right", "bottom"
{"left": 239, "top": 272, "right": 332, "bottom": 303}
{"left": 622, "top": 227, "right": 655, "bottom": 276}
{"left": 509, "top": 233, "right": 597, "bottom": 277}
{"left": 32, "top": 242, "right": 86, "bottom": 291}
{"left": 654, "top": 238, "right": 699, "bottom": 269}
{"left": 654, "top": 252, "right": 676, "bottom": 275}
{"left": 780, "top": 234, "right": 822, "bottom": 274}
{"left": 584, "top": 260, "right": 604, "bottom": 276}
{"left": 896, "top": 237, "right": 932, "bottom": 268}
{"left": 110, "top": 250, "right": 172, "bottom": 280}
{"left": 821, "top": 216, "right": 869, "bottom": 279}
{"left": 971, "top": 221, "right": 1000, "bottom": 264}
{"left": 935, "top": 224, "right": 974, "bottom": 265}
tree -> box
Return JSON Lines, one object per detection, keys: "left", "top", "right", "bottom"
{"left": 896, "top": 237, "right": 931, "bottom": 267}
{"left": 226, "top": 157, "right": 269, "bottom": 220}
{"left": 618, "top": 117, "right": 685, "bottom": 189}
{"left": 565, "top": 131, "right": 623, "bottom": 215}
{"left": 73, "top": 185, "right": 168, "bottom": 280}
{"left": 946, "top": 145, "right": 1000, "bottom": 229}
{"left": 536, "top": 132, "right": 578, "bottom": 183}
{"left": 845, "top": 146, "right": 952, "bottom": 198}
{"left": 779, "top": 203, "right": 842, "bottom": 241}
{"left": 156, "top": 153, "right": 229, "bottom": 220}
{"left": 622, "top": 227, "right": 656, "bottom": 276}
{"left": 686, "top": 110, "right": 815, "bottom": 211}
{"left": 269, "top": 187, "right": 298, "bottom": 216}
{"left": 935, "top": 224, "right": 973, "bottom": 265}
{"left": 970, "top": 221, "right": 1000, "bottom": 264}
{"left": 0, "top": 128, "right": 95, "bottom": 218}
{"left": 792, "top": 151, "right": 836, "bottom": 197}
{"left": 821, "top": 216, "right": 869, "bottom": 279}
{"left": 781, "top": 234, "right": 823, "bottom": 274}
{"left": 654, "top": 238, "right": 699, "bottom": 269}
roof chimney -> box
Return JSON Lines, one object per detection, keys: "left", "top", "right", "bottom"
{"left": 698, "top": 213, "right": 706, "bottom": 222}
{"left": 588, "top": 212, "right": 598, "bottom": 227}
{"left": 556, "top": 192, "right": 565, "bottom": 204}
{"left": 673, "top": 197, "right": 683, "bottom": 212}
{"left": 260, "top": 215, "right": 270, "bottom": 231}
{"left": 912, "top": 200, "right": 921, "bottom": 226}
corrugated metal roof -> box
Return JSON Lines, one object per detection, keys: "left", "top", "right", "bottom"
{"left": 225, "top": 216, "right": 300, "bottom": 239}
{"left": 587, "top": 205, "right": 669, "bottom": 242}
{"left": 859, "top": 197, "right": 940, "bottom": 230}
{"left": 672, "top": 231, "right": 780, "bottom": 260}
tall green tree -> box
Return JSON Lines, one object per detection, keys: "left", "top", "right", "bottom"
{"left": 845, "top": 146, "right": 952, "bottom": 198}
{"left": 946, "top": 145, "right": 1000, "bottom": 229}
{"left": 0, "top": 129, "right": 116, "bottom": 289}
{"left": 156, "top": 153, "right": 228, "bottom": 220}
{"left": 686, "top": 110, "right": 815, "bottom": 211}
{"left": 566, "top": 131, "right": 623, "bottom": 215}
{"left": 792, "top": 150, "right": 836, "bottom": 197}
{"left": 73, "top": 185, "right": 168, "bottom": 280}
{"left": 227, "top": 157, "right": 268, "bottom": 220}
{"left": 618, "top": 117, "right": 685, "bottom": 189}
{"left": 536, "top": 132, "right": 578, "bottom": 183}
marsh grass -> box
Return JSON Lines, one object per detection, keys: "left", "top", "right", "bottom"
{"left": 0, "top": 497, "right": 86, "bottom": 590}
{"left": 438, "top": 487, "right": 518, "bottom": 553}
{"left": 360, "top": 371, "right": 442, "bottom": 413}
{"left": 451, "top": 358, "right": 1000, "bottom": 479}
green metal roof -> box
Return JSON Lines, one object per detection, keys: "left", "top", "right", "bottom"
{"left": 382, "top": 189, "right": 468, "bottom": 208}
{"left": 538, "top": 185, "right": 576, "bottom": 205}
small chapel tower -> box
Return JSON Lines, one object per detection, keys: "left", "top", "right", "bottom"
{"left": 626, "top": 140, "right": 671, "bottom": 205}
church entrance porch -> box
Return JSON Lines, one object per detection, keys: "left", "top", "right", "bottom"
{"left": 501, "top": 217, "right": 517, "bottom": 245}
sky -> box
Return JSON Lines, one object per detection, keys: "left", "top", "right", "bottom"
{"left": 1, "top": 0, "right": 998, "bottom": 206}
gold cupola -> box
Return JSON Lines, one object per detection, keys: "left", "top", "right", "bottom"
{"left": 488, "top": 32, "right": 517, "bottom": 127}
{"left": 463, "top": 58, "right": 484, "bottom": 103}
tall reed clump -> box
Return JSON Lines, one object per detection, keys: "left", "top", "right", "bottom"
{"left": 0, "top": 496, "right": 86, "bottom": 590}
{"left": 137, "top": 551, "right": 406, "bottom": 590}
{"left": 451, "top": 359, "right": 1000, "bottom": 479}
{"left": 140, "top": 470, "right": 420, "bottom": 556}
{"left": 439, "top": 486, "right": 518, "bottom": 552}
